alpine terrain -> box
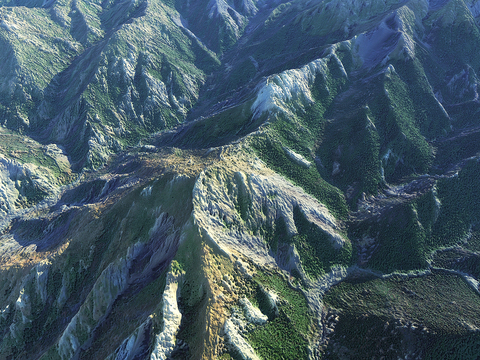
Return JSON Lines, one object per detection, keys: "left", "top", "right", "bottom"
{"left": 1, "top": 0, "right": 480, "bottom": 358}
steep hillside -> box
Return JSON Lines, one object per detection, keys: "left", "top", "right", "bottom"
{"left": 2, "top": 0, "right": 480, "bottom": 359}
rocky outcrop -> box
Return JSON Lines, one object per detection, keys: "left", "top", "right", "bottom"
{"left": 1, "top": 260, "right": 52, "bottom": 350}
{"left": 2, "top": 1, "right": 480, "bottom": 359}
{"left": 283, "top": 147, "right": 312, "bottom": 168}
{"left": 0, "top": 0, "right": 219, "bottom": 169}
{"left": 57, "top": 210, "right": 180, "bottom": 359}
{"left": 193, "top": 158, "right": 345, "bottom": 268}
{"left": 57, "top": 256, "right": 131, "bottom": 359}
{"left": 106, "top": 318, "right": 154, "bottom": 360}
{"left": 0, "top": 155, "right": 58, "bottom": 217}
{"left": 223, "top": 296, "right": 270, "bottom": 360}
{"left": 251, "top": 51, "right": 347, "bottom": 118}
{"left": 239, "top": 297, "right": 267, "bottom": 325}
{"left": 105, "top": 268, "right": 184, "bottom": 360}
{"left": 224, "top": 318, "right": 260, "bottom": 360}
{"left": 150, "top": 271, "right": 183, "bottom": 360}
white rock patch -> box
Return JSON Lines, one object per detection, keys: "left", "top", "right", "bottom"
{"left": 239, "top": 297, "right": 267, "bottom": 325}
{"left": 150, "top": 272, "right": 183, "bottom": 360}
{"left": 224, "top": 319, "right": 260, "bottom": 360}
{"left": 283, "top": 147, "right": 311, "bottom": 168}
{"left": 0, "top": 156, "right": 56, "bottom": 217}
{"left": 141, "top": 185, "right": 153, "bottom": 197}
{"left": 464, "top": 275, "right": 480, "bottom": 294}
{"left": 251, "top": 53, "right": 346, "bottom": 117}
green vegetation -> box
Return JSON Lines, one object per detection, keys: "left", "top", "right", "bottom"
{"left": 289, "top": 206, "right": 352, "bottom": 278}
{"left": 244, "top": 270, "right": 312, "bottom": 360}
{"left": 393, "top": 58, "right": 450, "bottom": 139}
{"left": 370, "top": 70, "right": 434, "bottom": 182}
{"left": 351, "top": 159, "right": 480, "bottom": 273}
{"left": 31, "top": 172, "right": 195, "bottom": 359}
{"left": 39, "top": 347, "right": 62, "bottom": 360}
{"left": 433, "top": 129, "right": 480, "bottom": 169}
{"left": 352, "top": 202, "right": 429, "bottom": 273}
{"left": 168, "top": 211, "right": 222, "bottom": 359}
{"left": 428, "top": 159, "right": 480, "bottom": 250}
{"left": 433, "top": 250, "right": 480, "bottom": 279}
{"left": 97, "top": 173, "right": 195, "bottom": 267}
{"left": 0, "top": 6, "right": 81, "bottom": 131}
{"left": 0, "top": 7, "right": 80, "bottom": 89}
{"left": 0, "top": 0, "right": 223, "bottom": 168}
{"left": 465, "top": 227, "right": 480, "bottom": 252}
{"left": 297, "top": 0, "right": 404, "bottom": 38}
{"left": 252, "top": 270, "right": 312, "bottom": 336}
{"left": 425, "top": 0, "right": 480, "bottom": 76}
{"left": 423, "top": 333, "right": 480, "bottom": 360}
{"left": 324, "top": 272, "right": 480, "bottom": 359}
{"left": 251, "top": 134, "right": 348, "bottom": 219}
{"left": 264, "top": 216, "right": 288, "bottom": 253}
{"left": 249, "top": 49, "right": 382, "bottom": 211}
{"left": 0, "top": 129, "right": 72, "bottom": 183}
{"left": 247, "top": 312, "right": 309, "bottom": 360}
{"left": 3, "top": 0, "right": 480, "bottom": 359}
{"left": 233, "top": 172, "right": 252, "bottom": 221}
{"left": 224, "top": 59, "right": 257, "bottom": 90}
{"left": 317, "top": 106, "right": 382, "bottom": 200}
{"left": 81, "top": 270, "right": 167, "bottom": 360}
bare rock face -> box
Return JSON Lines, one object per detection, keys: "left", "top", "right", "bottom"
{"left": 107, "top": 318, "right": 154, "bottom": 360}
{"left": 192, "top": 156, "right": 345, "bottom": 269}
{"left": 284, "top": 147, "right": 312, "bottom": 168}
{"left": 150, "top": 271, "right": 183, "bottom": 360}
{"left": 224, "top": 318, "right": 261, "bottom": 360}
{"left": 251, "top": 53, "right": 348, "bottom": 118}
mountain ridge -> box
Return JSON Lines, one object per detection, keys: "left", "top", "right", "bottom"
{"left": 2, "top": 0, "right": 480, "bottom": 359}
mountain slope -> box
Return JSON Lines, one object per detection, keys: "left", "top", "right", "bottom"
{"left": 2, "top": 0, "right": 480, "bottom": 359}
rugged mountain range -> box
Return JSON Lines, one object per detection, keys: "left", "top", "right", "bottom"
{"left": 2, "top": 0, "right": 480, "bottom": 358}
